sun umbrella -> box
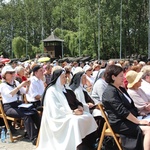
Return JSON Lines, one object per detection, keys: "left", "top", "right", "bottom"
{"left": 0, "top": 58, "right": 10, "bottom": 63}
{"left": 38, "top": 57, "right": 50, "bottom": 63}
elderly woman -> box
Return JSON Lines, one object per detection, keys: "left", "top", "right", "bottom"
{"left": 37, "top": 68, "right": 97, "bottom": 150}
{"left": 0, "top": 65, "right": 41, "bottom": 145}
{"left": 126, "top": 70, "right": 150, "bottom": 115}
{"left": 15, "top": 65, "right": 27, "bottom": 83}
{"left": 102, "top": 65, "right": 150, "bottom": 150}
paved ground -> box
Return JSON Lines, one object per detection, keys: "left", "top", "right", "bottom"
{"left": 0, "top": 138, "right": 36, "bottom": 150}
{"left": 0, "top": 128, "right": 36, "bottom": 150}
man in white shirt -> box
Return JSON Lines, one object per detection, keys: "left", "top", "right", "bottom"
{"left": 26, "top": 65, "right": 45, "bottom": 108}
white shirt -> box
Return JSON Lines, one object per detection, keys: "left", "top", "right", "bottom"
{"left": 0, "top": 80, "right": 26, "bottom": 104}
{"left": 26, "top": 76, "right": 45, "bottom": 102}
{"left": 140, "top": 79, "right": 150, "bottom": 99}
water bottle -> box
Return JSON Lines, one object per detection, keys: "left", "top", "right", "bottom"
{"left": 6, "top": 129, "right": 11, "bottom": 143}
{"left": 1, "top": 128, "right": 5, "bottom": 143}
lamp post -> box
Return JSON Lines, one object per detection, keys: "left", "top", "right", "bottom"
{"left": 78, "top": 2, "right": 81, "bottom": 57}
{"left": 148, "top": 0, "right": 150, "bottom": 58}
{"left": 61, "top": 1, "right": 64, "bottom": 58}
{"left": 120, "top": 0, "right": 122, "bottom": 59}
{"left": 98, "top": 0, "right": 100, "bottom": 60}
{"left": 25, "top": 4, "right": 28, "bottom": 58}
{"left": 41, "top": 1, "right": 44, "bottom": 54}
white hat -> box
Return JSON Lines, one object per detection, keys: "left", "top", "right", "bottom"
{"left": 73, "top": 67, "right": 84, "bottom": 75}
{"left": 83, "top": 65, "right": 92, "bottom": 72}
{"left": 1, "top": 65, "right": 15, "bottom": 77}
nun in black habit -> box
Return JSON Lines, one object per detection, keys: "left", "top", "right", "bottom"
{"left": 69, "top": 68, "right": 105, "bottom": 140}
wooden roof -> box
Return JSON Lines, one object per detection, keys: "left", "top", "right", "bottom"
{"left": 43, "top": 32, "right": 64, "bottom": 42}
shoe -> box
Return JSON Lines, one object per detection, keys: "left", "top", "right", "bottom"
{"left": 9, "top": 125, "right": 17, "bottom": 134}
{"left": 32, "top": 138, "right": 37, "bottom": 145}
{"left": 24, "top": 131, "right": 29, "bottom": 139}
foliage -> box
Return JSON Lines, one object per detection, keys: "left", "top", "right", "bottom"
{"left": 12, "top": 37, "right": 26, "bottom": 58}
{"left": 0, "top": 0, "right": 149, "bottom": 60}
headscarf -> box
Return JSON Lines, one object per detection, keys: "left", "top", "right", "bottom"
{"left": 41, "top": 69, "right": 64, "bottom": 105}
{"left": 69, "top": 71, "right": 84, "bottom": 91}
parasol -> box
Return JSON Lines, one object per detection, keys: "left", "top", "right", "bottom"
{"left": 0, "top": 58, "right": 10, "bottom": 63}
{"left": 38, "top": 57, "right": 50, "bottom": 63}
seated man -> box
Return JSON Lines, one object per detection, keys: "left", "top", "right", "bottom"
{"left": 26, "top": 65, "right": 45, "bottom": 108}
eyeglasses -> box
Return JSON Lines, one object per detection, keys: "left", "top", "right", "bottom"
{"left": 6, "top": 72, "right": 15, "bottom": 75}
{"left": 87, "top": 69, "right": 93, "bottom": 71}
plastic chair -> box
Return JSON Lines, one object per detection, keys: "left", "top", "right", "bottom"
{"left": 97, "top": 103, "right": 122, "bottom": 150}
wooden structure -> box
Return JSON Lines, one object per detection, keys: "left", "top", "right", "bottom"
{"left": 97, "top": 103, "right": 122, "bottom": 150}
{"left": 43, "top": 32, "right": 64, "bottom": 59}
{"left": 0, "top": 98, "right": 23, "bottom": 142}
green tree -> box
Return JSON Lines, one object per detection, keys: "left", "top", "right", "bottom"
{"left": 12, "top": 37, "right": 26, "bottom": 58}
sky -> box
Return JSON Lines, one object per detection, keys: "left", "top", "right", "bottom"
{"left": 4, "top": 0, "right": 11, "bottom": 3}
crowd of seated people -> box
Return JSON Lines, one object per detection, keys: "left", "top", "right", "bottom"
{"left": 1, "top": 58, "right": 150, "bottom": 149}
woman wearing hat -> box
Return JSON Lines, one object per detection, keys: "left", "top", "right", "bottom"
{"left": 37, "top": 67, "right": 98, "bottom": 150}
{"left": 126, "top": 70, "right": 150, "bottom": 115}
{"left": 0, "top": 65, "right": 41, "bottom": 145}
{"left": 83, "top": 65, "right": 94, "bottom": 93}
{"left": 102, "top": 65, "right": 150, "bottom": 150}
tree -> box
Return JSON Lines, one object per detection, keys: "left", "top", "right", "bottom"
{"left": 12, "top": 37, "right": 26, "bottom": 58}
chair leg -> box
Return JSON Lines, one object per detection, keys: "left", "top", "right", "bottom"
{"left": 36, "top": 131, "right": 40, "bottom": 148}
{"left": 2, "top": 117, "right": 14, "bottom": 142}
{"left": 113, "top": 136, "right": 122, "bottom": 150}
{"left": 97, "top": 123, "right": 107, "bottom": 150}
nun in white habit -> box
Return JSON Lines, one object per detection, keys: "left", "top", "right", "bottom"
{"left": 37, "top": 69, "right": 97, "bottom": 150}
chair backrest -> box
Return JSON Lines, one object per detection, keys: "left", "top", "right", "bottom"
{"left": 97, "top": 103, "right": 122, "bottom": 150}
{"left": 98, "top": 103, "right": 118, "bottom": 135}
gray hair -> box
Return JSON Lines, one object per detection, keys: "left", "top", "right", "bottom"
{"left": 15, "top": 66, "right": 24, "bottom": 73}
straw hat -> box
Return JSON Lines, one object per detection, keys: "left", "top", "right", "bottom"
{"left": 126, "top": 70, "right": 143, "bottom": 88}
{"left": 93, "top": 64, "right": 100, "bottom": 70}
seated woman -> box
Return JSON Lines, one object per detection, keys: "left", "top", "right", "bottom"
{"left": 91, "top": 69, "right": 107, "bottom": 103}
{"left": 37, "top": 68, "right": 98, "bottom": 150}
{"left": 83, "top": 65, "right": 95, "bottom": 93}
{"left": 70, "top": 67, "right": 97, "bottom": 112}
{"left": 69, "top": 67, "right": 104, "bottom": 138}
{"left": 126, "top": 70, "right": 150, "bottom": 115}
{"left": 15, "top": 65, "right": 27, "bottom": 83}
{"left": 0, "top": 65, "right": 41, "bottom": 145}
{"left": 102, "top": 65, "right": 150, "bottom": 150}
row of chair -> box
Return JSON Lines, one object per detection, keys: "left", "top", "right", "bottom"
{"left": 35, "top": 103, "right": 122, "bottom": 150}
{"left": 0, "top": 94, "right": 122, "bottom": 149}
